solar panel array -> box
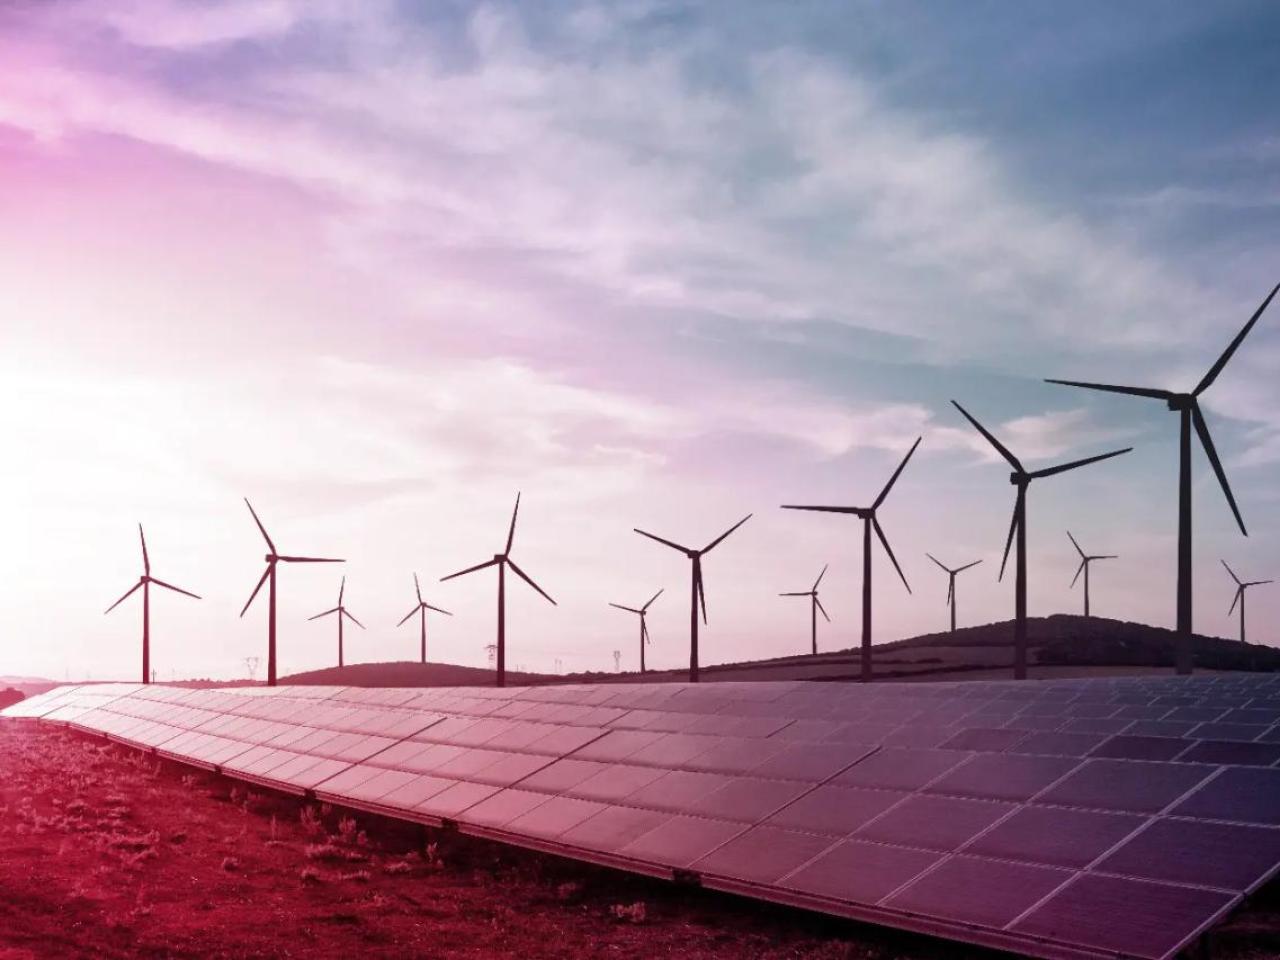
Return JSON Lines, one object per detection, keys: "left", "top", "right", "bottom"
{"left": 8, "top": 674, "right": 1280, "bottom": 960}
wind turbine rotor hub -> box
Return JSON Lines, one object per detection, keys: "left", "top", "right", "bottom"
{"left": 265, "top": 554, "right": 277, "bottom": 563}
{"left": 1010, "top": 472, "right": 1029, "bottom": 486}
{"left": 494, "top": 553, "right": 505, "bottom": 562}
{"left": 1167, "top": 394, "right": 1195, "bottom": 411}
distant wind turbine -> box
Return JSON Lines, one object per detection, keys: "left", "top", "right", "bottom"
{"left": 105, "top": 524, "right": 200, "bottom": 684}
{"left": 951, "top": 402, "right": 1131, "bottom": 680}
{"left": 308, "top": 576, "right": 364, "bottom": 668}
{"left": 441, "top": 493, "right": 554, "bottom": 687}
{"left": 1046, "top": 282, "right": 1278, "bottom": 673}
{"left": 1067, "top": 532, "right": 1116, "bottom": 619}
{"left": 239, "top": 499, "right": 344, "bottom": 686}
{"left": 398, "top": 573, "right": 452, "bottom": 664}
{"left": 633, "top": 515, "right": 752, "bottom": 683}
{"left": 609, "top": 588, "right": 663, "bottom": 673}
{"left": 779, "top": 564, "right": 831, "bottom": 656}
{"left": 925, "top": 554, "right": 981, "bottom": 634}
{"left": 781, "top": 438, "right": 920, "bottom": 682}
{"left": 1223, "top": 560, "right": 1272, "bottom": 645}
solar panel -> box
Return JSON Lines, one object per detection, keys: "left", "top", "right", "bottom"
{"left": 10, "top": 673, "right": 1280, "bottom": 960}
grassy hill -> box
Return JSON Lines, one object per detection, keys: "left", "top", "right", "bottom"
{"left": 279, "top": 614, "right": 1277, "bottom": 687}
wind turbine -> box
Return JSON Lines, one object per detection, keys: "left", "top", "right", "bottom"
{"left": 397, "top": 573, "right": 452, "bottom": 664}
{"left": 1067, "top": 532, "right": 1116, "bottom": 619}
{"left": 239, "top": 499, "right": 344, "bottom": 687}
{"left": 779, "top": 565, "right": 831, "bottom": 656}
{"left": 608, "top": 588, "right": 663, "bottom": 673}
{"left": 105, "top": 524, "right": 200, "bottom": 684}
{"left": 1046, "top": 282, "right": 1278, "bottom": 673}
{"left": 951, "top": 402, "right": 1132, "bottom": 680}
{"left": 308, "top": 576, "right": 364, "bottom": 668}
{"left": 925, "top": 554, "right": 982, "bottom": 634}
{"left": 441, "top": 493, "right": 555, "bottom": 687}
{"left": 781, "top": 438, "right": 920, "bottom": 682}
{"left": 1223, "top": 560, "right": 1272, "bottom": 645}
{"left": 633, "top": 515, "right": 752, "bottom": 683}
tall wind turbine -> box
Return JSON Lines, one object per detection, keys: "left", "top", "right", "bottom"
{"left": 398, "top": 573, "right": 452, "bottom": 664}
{"left": 308, "top": 576, "right": 364, "bottom": 668}
{"left": 1223, "top": 560, "right": 1272, "bottom": 645}
{"left": 781, "top": 438, "right": 920, "bottom": 682}
{"left": 925, "top": 554, "right": 981, "bottom": 634}
{"left": 105, "top": 525, "right": 200, "bottom": 684}
{"left": 1046, "top": 282, "right": 1278, "bottom": 673}
{"left": 441, "top": 493, "right": 555, "bottom": 687}
{"left": 239, "top": 499, "right": 344, "bottom": 686}
{"left": 779, "top": 564, "right": 831, "bottom": 656}
{"left": 633, "top": 515, "right": 752, "bottom": 683}
{"left": 951, "top": 402, "right": 1131, "bottom": 680}
{"left": 1067, "top": 532, "right": 1116, "bottom": 618}
{"left": 608, "top": 588, "right": 663, "bottom": 673}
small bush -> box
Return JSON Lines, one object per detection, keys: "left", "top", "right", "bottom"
{"left": 305, "top": 842, "right": 344, "bottom": 862}
{"left": 610, "top": 902, "right": 647, "bottom": 924}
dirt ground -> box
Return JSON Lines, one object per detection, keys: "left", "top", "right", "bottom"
{"left": 1, "top": 722, "right": 1276, "bottom": 960}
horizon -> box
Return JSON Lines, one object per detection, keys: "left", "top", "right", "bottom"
{"left": 3, "top": 1, "right": 1280, "bottom": 681}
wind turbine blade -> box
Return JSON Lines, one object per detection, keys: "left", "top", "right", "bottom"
{"left": 642, "top": 620, "right": 651, "bottom": 645}
{"left": 1250, "top": 580, "right": 1274, "bottom": 586}
{"left": 703, "top": 513, "right": 752, "bottom": 553}
{"left": 946, "top": 579, "right": 953, "bottom": 606}
{"left": 414, "top": 572, "right": 422, "bottom": 604}
{"left": 1043, "top": 379, "right": 1174, "bottom": 401}
{"left": 1071, "top": 560, "right": 1086, "bottom": 588}
{"left": 396, "top": 605, "right": 421, "bottom": 627}
{"left": 244, "top": 499, "right": 276, "bottom": 553}
{"left": 424, "top": 603, "right": 453, "bottom": 616}
{"left": 1221, "top": 559, "right": 1242, "bottom": 585}
{"left": 308, "top": 607, "right": 339, "bottom": 621}
{"left": 1067, "top": 530, "right": 1085, "bottom": 558}
{"left": 440, "top": 558, "right": 499, "bottom": 581}
{"left": 814, "top": 596, "right": 831, "bottom": 622}
{"left": 999, "top": 493, "right": 1022, "bottom": 582}
{"left": 506, "top": 558, "right": 556, "bottom": 605}
{"left": 1194, "top": 282, "right": 1279, "bottom": 396}
{"left": 812, "top": 564, "right": 828, "bottom": 591}
{"left": 278, "top": 555, "right": 344, "bottom": 563}
{"left": 780, "top": 504, "right": 861, "bottom": 514}
{"left": 873, "top": 436, "right": 922, "bottom": 509}
{"left": 1028, "top": 447, "right": 1132, "bottom": 480}
{"left": 779, "top": 591, "right": 810, "bottom": 597}
{"left": 873, "top": 518, "right": 910, "bottom": 593}
{"left": 950, "top": 401, "right": 1023, "bottom": 471}
{"left": 1229, "top": 587, "right": 1242, "bottom": 616}
{"left": 240, "top": 565, "right": 271, "bottom": 617}
{"left": 505, "top": 491, "right": 521, "bottom": 555}
{"left": 149, "top": 577, "right": 201, "bottom": 600}
{"left": 642, "top": 587, "right": 664, "bottom": 611}
{"left": 926, "top": 553, "right": 949, "bottom": 573}
{"left": 1193, "top": 404, "right": 1247, "bottom": 536}
{"left": 956, "top": 559, "right": 983, "bottom": 573}
{"left": 696, "top": 566, "right": 707, "bottom": 624}
{"left": 342, "top": 609, "right": 365, "bottom": 629}
{"left": 104, "top": 581, "right": 143, "bottom": 614}
{"left": 1096, "top": 555, "right": 1119, "bottom": 561}
{"left": 610, "top": 602, "right": 643, "bottom": 613}
{"left": 633, "top": 528, "right": 690, "bottom": 553}
{"left": 138, "top": 524, "right": 150, "bottom": 575}
{"left": 339, "top": 575, "right": 345, "bottom": 605}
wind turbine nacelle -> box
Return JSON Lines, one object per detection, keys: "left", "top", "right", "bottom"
{"left": 1010, "top": 472, "right": 1028, "bottom": 486}
{"left": 1167, "top": 394, "right": 1194, "bottom": 411}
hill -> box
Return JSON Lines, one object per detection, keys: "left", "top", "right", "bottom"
{"left": 279, "top": 615, "right": 1276, "bottom": 688}
{"left": 280, "top": 660, "right": 554, "bottom": 687}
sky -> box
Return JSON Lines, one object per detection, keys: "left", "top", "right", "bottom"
{"left": 1, "top": 0, "right": 1279, "bottom": 681}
